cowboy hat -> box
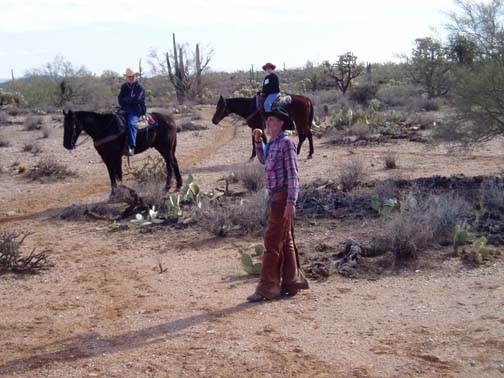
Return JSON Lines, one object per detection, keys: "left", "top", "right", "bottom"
{"left": 265, "top": 105, "right": 295, "bottom": 131}
{"left": 262, "top": 62, "right": 276, "bottom": 71}
{"left": 124, "top": 68, "right": 140, "bottom": 77}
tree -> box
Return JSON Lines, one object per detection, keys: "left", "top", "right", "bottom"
{"left": 406, "top": 38, "right": 451, "bottom": 98}
{"left": 436, "top": 0, "right": 504, "bottom": 143}
{"left": 447, "top": 0, "right": 504, "bottom": 60}
{"left": 322, "top": 52, "right": 363, "bottom": 94}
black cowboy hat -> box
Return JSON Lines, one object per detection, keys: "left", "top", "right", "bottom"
{"left": 265, "top": 105, "right": 295, "bottom": 131}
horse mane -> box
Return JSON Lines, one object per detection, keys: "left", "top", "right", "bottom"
{"left": 73, "top": 110, "right": 114, "bottom": 121}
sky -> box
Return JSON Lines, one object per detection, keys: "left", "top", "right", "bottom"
{"left": 0, "top": 0, "right": 459, "bottom": 79}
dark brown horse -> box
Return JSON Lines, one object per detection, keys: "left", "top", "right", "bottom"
{"left": 63, "top": 110, "right": 182, "bottom": 195}
{"left": 211, "top": 95, "right": 314, "bottom": 159}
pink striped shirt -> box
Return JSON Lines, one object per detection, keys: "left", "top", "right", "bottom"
{"left": 255, "top": 132, "right": 299, "bottom": 204}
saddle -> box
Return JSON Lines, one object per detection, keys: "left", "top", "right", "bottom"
{"left": 256, "top": 94, "right": 292, "bottom": 115}
{"left": 113, "top": 110, "right": 156, "bottom": 133}
{"left": 112, "top": 110, "right": 157, "bottom": 156}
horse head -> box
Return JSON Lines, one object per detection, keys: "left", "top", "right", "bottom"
{"left": 212, "top": 95, "right": 229, "bottom": 125}
{"left": 62, "top": 110, "right": 81, "bottom": 150}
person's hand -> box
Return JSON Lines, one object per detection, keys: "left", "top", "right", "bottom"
{"left": 253, "top": 129, "right": 263, "bottom": 142}
{"left": 284, "top": 203, "right": 296, "bottom": 221}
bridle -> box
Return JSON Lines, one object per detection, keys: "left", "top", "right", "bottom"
{"left": 68, "top": 113, "right": 90, "bottom": 148}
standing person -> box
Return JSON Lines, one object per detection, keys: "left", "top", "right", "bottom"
{"left": 118, "top": 68, "right": 146, "bottom": 156}
{"left": 257, "top": 62, "right": 280, "bottom": 112}
{"left": 247, "top": 105, "right": 309, "bottom": 302}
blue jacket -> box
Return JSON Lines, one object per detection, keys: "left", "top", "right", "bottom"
{"left": 118, "top": 81, "right": 146, "bottom": 116}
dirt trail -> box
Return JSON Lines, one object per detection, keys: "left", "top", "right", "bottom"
{"left": 0, "top": 107, "right": 237, "bottom": 224}
{"left": 1, "top": 107, "right": 503, "bottom": 378}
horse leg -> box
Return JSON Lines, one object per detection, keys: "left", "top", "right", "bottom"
{"left": 103, "top": 159, "right": 118, "bottom": 197}
{"left": 307, "top": 132, "right": 314, "bottom": 159}
{"left": 114, "top": 156, "right": 123, "bottom": 185}
{"left": 297, "top": 134, "right": 306, "bottom": 155}
{"left": 155, "top": 147, "right": 174, "bottom": 192}
{"left": 172, "top": 149, "right": 183, "bottom": 190}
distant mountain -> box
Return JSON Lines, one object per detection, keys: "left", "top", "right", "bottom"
{"left": 0, "top": 79, "right": 10, "bottom": 84}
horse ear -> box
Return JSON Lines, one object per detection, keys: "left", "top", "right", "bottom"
{"left": 63, "top": 110, "right": 67, "bottom": 116}
{"left": 219, "top": 95, "right": 224, "bottom": 101}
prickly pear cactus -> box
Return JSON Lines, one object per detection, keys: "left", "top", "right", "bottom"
{"left": 238, "top": 244, "right": 264, "bottom": 275}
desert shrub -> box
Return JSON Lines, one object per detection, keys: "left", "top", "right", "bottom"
{"left": 348, "top": 84, "right": 378, "bottom": 105}
{"left": 421, "top": 99, "right": 440, "bottom": 112}
{"left": 133, "top": 181, "right": 167, "bottom": 209}
{"left": 202, "top": 190, "right": 269, "bottom": 236}
{"left": 0, "top": 88, "right": 26, "bottom": 107}
{"left": 28, "top": 157, "right": 77, "bottom": 181}
{"left": 481, "top": 179, "right": 504, "bottom": 212}
{"left": 23, "top": 143, "right": 43, "bottom": 154}
{"left": 329, "top": 106, "right": 354, "bottom": 129}
{"left": 130, "top": 156, "right": 166, "bottom": 183}
{"left": 41, "top": 125, "right": 52, "bottom": 139}
{"left": 327, "top": 128, "right": 347, "bottom": 144}
{"left": 384, "top": 192, "right": 469, "bottom": 259}
{"left": 338, "top": 158, "right": 366, "bottom": 191}
{"left": 24, "top": 116, "right": 43, "bottom": 131}
{"left": 235, "top": 162, "right": 264, "bottom": 192}
{"left": 348, "top": 122, "right": 372, "bottom": 140}
{"left": 0, "top": 231, "right": 51, "bottom": 274}
{"left": 0, "top": 112, "right": 8, "bottom": 124}
{"left": 0, "top": 136, "right": 10, "bottom": 147}
{"left": 376, "top": 84, "right": 420, "bottom": 108}
{"left": 383, "top": 151, "right": 397, "bottom": 169}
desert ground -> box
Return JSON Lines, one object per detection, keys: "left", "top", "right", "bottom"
{"left": 0, "top": 106, "right": 503, "bottom": 378}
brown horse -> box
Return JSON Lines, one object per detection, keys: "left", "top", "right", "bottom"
{"left": 63, "top": 110, "right": 182, "bottom": 195}
{"left": 212, "top": 95, "right": 314, "bottom": 159}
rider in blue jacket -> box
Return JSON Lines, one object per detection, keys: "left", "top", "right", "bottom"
{"left": 118, "top": 68, "right": 146, "bottom": 156}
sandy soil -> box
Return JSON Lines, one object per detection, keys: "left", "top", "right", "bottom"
{"left": 0, "top": 107, "right": 503, "bottom": 378}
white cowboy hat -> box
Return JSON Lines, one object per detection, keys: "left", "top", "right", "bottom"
{"left": 124, "top": 68, "right": 140, "bottom": 77}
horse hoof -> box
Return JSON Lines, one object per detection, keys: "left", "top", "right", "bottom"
{"left": 307, "top": 155, "right": 313, "bottom": 160}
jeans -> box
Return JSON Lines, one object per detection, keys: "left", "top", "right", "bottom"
{"left": 127, "top": 113, "right": 139, "bottom": 147}
{"left": 264, "top": 93, "right": 280, "bottom": 112}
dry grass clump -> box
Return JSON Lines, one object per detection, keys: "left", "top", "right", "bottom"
{"left": 24, "top": 116, "right": 43, "bottom": 131}
{"left": 383, "top": 151, "right": 397, "bottom": 169}
{"left": 383, "top": 192, "right": 469, "bottom": 260}
{"left": 132, "top": 180, "right": 167, "bottom": 209}
{"left": 41, "top": 125, "right": 52, "bottom": 139}
{"left": 179, "top": 121, "right": 207, "bottom": 132}
{"left": 338, "top": 158, "right": 366, "bottom": 191}
{"left": 348, "top": 122, "right": 372, "bottom": 140}
{"left": 0, "top": 136, "right": 10, "bottom": 147}
{"left": 235, "top": 162, "right": 264, "bottom": 192}
{"left": 0, "top": 231, "right": 52, "bottom": 274}
{"left": 28, "top": 157, "right": 77, "bottom": 181}
{"left": 202, "top": 190, "right": 269, "bottom": 236}
{"left": 23, "top": 143, "right": 43, "bottom": 154}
